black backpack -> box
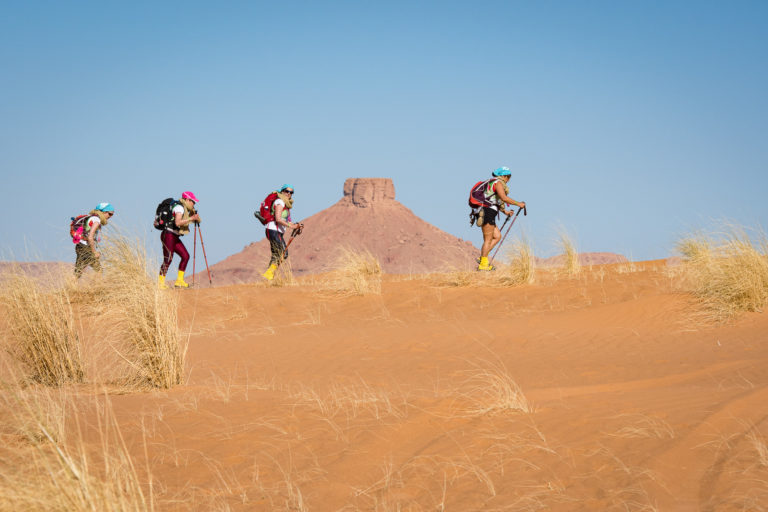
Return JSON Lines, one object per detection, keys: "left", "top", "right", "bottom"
{"left": 154, "top": 198, "right": 179, "bottom": 231}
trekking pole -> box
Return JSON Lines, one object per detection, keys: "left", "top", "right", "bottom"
{"left": 192, "top": 223, "right": 197, "bottom": 287}
{"left": 489, "top": 206, "right": 527, "bottom": 265}
{"left": 285, "top": 223, "right": 304, "bottom": 250}
{"left": 196, "top": 222, "right": 212, "bottom": 285}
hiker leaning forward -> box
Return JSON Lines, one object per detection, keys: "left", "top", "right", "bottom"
{"left": 158, "top": 191, "right": 201, "bottom": 289}
{"left": 262, "top": 184, "right": 299, "bottom": 281}
{"left": 478, "top": 167, "right": 525, "bottom": 271}
{"left": 74, "top": 202, "right": 114, "bottom": 278}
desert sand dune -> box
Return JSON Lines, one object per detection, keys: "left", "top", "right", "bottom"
{"left": 22, "top": 261, "right": 756, "bottom": 510}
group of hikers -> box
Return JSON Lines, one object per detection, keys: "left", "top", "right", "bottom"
{"left": 70, "top": 168, "right": 525, "bottom": 286}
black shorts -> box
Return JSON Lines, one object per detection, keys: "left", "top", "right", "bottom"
{"left": 482, "top": 207, "right": 498, "bottom": 227}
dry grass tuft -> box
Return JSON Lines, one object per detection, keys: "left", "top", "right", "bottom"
{"left": 557, "top": 229, "right": 581, "bottom": 277}
{"left": 1, "top": 270, "right": 85, "bottom": 386}
{"left": 0, "top": 375, "right": 153, "bottom": 511}
{"left": 97, "top": 236, "right": 186, "bottom": 388}
{"left": 608, "top": 413, "right": 675, "bottom": 439}
{"left": 271, "top": 260, "right": 297, "bottom": 287}
{"left": 677, "top": 225, "right": 768, "bottom": 321}
{"left": 459, "top": 359, "right": 534, "bottom": 415}
{"left": 497, "top": 236, "right": 536, "bottom": 286}
{"left": 325, "top": 248, "right": 382, "bottom": 295}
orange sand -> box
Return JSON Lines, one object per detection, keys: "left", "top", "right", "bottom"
{"left": 71, "top": 262, "right": 768, "bottom": 509}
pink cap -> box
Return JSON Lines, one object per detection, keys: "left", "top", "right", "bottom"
{"left": 182, "top": 191, "right": 199, "bottom": 203}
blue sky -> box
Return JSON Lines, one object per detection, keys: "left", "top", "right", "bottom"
{"left": 1, "top": 1, "right": 766, "bottom": 267}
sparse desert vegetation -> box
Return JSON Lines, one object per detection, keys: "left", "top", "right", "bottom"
{"left": 677, "top": 224, "right": 768, "bottom": 321}
{"left": 1, "top": 256, "right": 766, "bottom": 510}
{"left": 326, "top": 247, "right": 382, "bottom": 295}
{"left": 557, "top": 228, "right": 581, "bottom": 277}
{"left": 1, "top": 234, "right": 185, "bottom": 389}
{"left": 1, "top": 271, "right": 85, "bottom": 386}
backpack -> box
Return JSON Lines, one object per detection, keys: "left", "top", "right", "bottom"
{"left": 468, "top": 179, "right": 497, "bottom": 226}
{"left": 69, "top": 214, "right": 90, "bottom": 244}
{"left": 254, "top": 192, "right": 279, "bottom": 225}
{"left": 154, "top": 198, "right": 179, "bottom": 231}
{"left": 469, "top": 179, "right": 497, "bottom": 209}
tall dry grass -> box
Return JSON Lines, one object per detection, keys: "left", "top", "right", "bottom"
{"left": 677, "top": 225, "right": 768, "bottom": 321}
{"left": 458, "top": 359, "right": 534, "bottom": 415}
{"left": 325, "top": 248, "right": 382, "bottom": 295}
{"left": 96, "top": 236, "right": 185, "bottom": 388}
{"left": 1, "top": 271, "right": 85, "bottom": 386}
{"left": 557, "top": 229, "right": 581, "bottom": 277}
{"left": 0, "top": 376, "right": 153, "bottom": 511}
{"left": 497, "top": 236, "right": 536, "bottom": 286}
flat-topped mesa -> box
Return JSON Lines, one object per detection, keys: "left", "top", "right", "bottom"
{"left": 342, "top": 178, "right": 395, "bottom": 207}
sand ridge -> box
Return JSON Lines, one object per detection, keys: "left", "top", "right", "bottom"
{"left": 79, "top": 261, "right": 768, "bottom": 510}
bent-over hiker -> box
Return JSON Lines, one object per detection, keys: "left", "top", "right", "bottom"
{"left": 158, "top": 191, "right": 200, "bottom": 289}
{"left": 262, "top": 184, "right": 300, "bottom": 281}
{"left": 477, "top": 167, "right": 525, "bottom": 271}
{"left": 73, "top": 202, "right": 114, "bottom": 278}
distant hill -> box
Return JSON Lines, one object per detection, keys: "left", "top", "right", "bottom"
{"left": 205, "top": 178, "right": 479, "bottom": 285}
{"left": 0, "top": 261, "right": 71, "bottom": 286}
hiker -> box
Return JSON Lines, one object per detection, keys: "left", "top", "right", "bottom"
{"left": 262, "top": 184, "right": 300, "bottom": 281}
{"left": 73, "top": 202, "right": 114, "bottom": 278}
{"left": 158, "top": 191, "right": 201, "bottom": 289}
{"left": 477, "top": 167, "right": 526, "bottom": 271}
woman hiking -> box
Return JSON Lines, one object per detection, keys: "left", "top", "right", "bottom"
{"left": 262, "top": 184, "right": 300, "bottom": 281}
{"left": 74, "top": 202, "right": 114, "bottom": 278}
{"left": 158, "top": 191, "right": 201, "bottom": 289}
{"left": 477, "top": 167, "right": 526, "bottom": 271}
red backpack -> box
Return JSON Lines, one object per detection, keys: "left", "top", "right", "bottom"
{"left": 69, "top": 214, "right": 90, "bottom": 244}
{"left": 468, "top": 179, "right": 496, "bottom": 209}
{"left": 254, "top": 192, "right": 280, "bottom": 225}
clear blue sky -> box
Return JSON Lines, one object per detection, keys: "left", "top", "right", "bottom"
{"left": 2, "top": 1, "right": 767, "bottom": 266}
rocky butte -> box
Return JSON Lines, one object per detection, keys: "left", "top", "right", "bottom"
{"left": 206, "top": 178, "right": 479, "bottom": 285}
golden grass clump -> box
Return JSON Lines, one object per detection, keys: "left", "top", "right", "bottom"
{"left": 98, "top": 236, "right": 186, "bottom": 388}
{"left": 0, "top": 379, "right": 153, "bottom": 511}
{"left": 557, "top": 229, "right": 581, "bottom": 277}
{"left": 271, "top": 260, "right": 297, "bottom": 287}
{"left": 1, "top": 271, "right": 85, "bottom": 386}
{"left": 677, "top": 225, "right": 768, "bottom": 321}
{"left": 327, "top": 248, "right": 382, "bottom": 295}
{"left": 497, "top": 236, "right": 536, "bottom": 286}
{"left": 459, "top": 359, "right": 534, "bottom": 415}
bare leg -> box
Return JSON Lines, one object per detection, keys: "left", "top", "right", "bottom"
{"left": 480, "top": 223, "right": 502, "bottom": 258}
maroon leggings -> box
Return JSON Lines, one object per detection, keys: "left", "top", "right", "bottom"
{"left": 160, "top": 231, "right": 189, "bottom": 275}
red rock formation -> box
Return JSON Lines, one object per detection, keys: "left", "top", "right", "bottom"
{"left": 205, "top": 178, "right": 479, "bottom": 285}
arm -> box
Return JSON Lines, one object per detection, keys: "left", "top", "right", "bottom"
{"left": 87, "top": 224, "right": 100, "bottom": 258}
{"left": 174, "top": 210, "right": 200, "bottom": 228}
{"left": 494, "top": 182, "right": 526, "bottom": 212}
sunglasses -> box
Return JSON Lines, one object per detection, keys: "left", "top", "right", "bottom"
{"left": 284, "top": 189, "right": 294, "bottom": 195}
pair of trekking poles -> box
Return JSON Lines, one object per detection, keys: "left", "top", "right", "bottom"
{"left": 489, "top": 205, "right": 527, "bottom": 265}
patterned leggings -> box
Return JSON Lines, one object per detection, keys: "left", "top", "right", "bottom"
{"left": 160, "top": 231, "right": 189, "bottom": 276}
{"left": 266, "top": 229, "right": 287, "bottom": 265}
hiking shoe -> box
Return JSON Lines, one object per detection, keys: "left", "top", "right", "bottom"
{"left": 262, "top": 263, "right": 277, "bottom": 281}
{"left": 477, "top": 263, "right": 495, "bottom": 271}
{"left": 174, "top": 280, "right": 189, "bottom": 288}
